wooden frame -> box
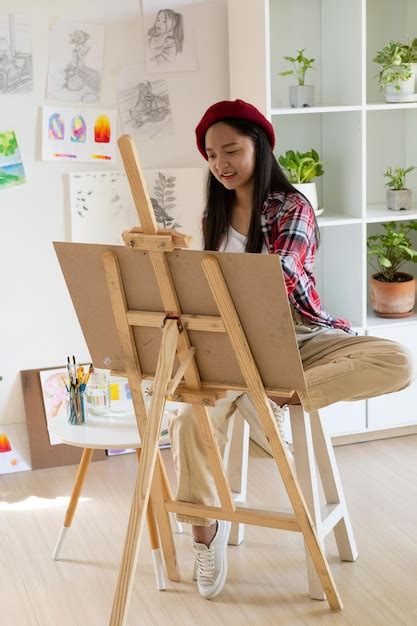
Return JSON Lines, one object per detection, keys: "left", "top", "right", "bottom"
{"left": 54, "top": 135, "right": 344, "bottom": 625}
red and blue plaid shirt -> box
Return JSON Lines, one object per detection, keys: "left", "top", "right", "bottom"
{"left": 261, "top": 191, "right": 352, "bottom": 333}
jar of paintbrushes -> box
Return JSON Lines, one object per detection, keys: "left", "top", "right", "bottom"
{"left": 64, "top": 356, "right": 93, "bottom": 425}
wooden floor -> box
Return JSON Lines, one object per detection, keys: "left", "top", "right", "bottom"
{"left": 1, "top": 435, "right": 417, "bottom": 625}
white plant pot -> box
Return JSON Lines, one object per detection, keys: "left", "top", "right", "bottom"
{"left": 289, "top": 85, "right": 314, "bottom": 108}
{"left": 386, "top": 188, "right": 412, "bottom": 211}
{"left": 385, "top": 73, "right": 416, "bottom": 102}
{"left": 292, "top": 182, "right": 318, "bottom": 213}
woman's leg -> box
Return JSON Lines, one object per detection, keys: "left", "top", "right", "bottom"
{"left": 298, "top": 332, "right": 414, "bottom": 413}
{"left": 168, "top": 394, "right": 240, "bottom": 531}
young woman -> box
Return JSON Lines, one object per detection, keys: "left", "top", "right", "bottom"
{"left": 168, "top": 99, "right": 414, "bottom": 600}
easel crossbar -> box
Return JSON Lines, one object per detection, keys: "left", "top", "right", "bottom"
{"left": 164, "top": 501, "right": 300, "bottom": 532}
{"left": 126, "top": 310, "right": 226, "bottom": 332}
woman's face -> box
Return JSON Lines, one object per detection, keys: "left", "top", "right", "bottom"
{"left": 205, "top": 122, "right": 256, "bottom": 192}
{"left": 155, "top": 10, "right": 173, "bottom": 34}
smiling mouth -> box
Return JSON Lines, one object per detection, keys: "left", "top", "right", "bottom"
{"left": 221, "top": 172, "right": 236, "bottom": 179}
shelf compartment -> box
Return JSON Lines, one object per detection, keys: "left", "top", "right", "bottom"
{"left": 271, "top": 105, "right": 362, "bottom": 115}
{"left": 274, "top": 111, "right": 362, "bottom": 221}
{"left": 367, "top": 204, "right": 417, "bottom": 223}
{"left": 270, "top": 0, "right": 362, "bottom": 109}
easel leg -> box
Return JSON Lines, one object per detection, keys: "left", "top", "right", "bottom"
{"left": 52, "top": 447, "right": 94, "bottom": 560}
{"left": 309, "top": 410, "right": 358, "bottom": 562}
{"left": 135, "top": 448, "right": 166, "bottom": 590}
{"left": 110, "top": 320, "right": 179, "bottom": 626}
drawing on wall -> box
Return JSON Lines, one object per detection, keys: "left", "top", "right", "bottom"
{"left": 39, "top": 367, "right": 69, "bottom": 446}
{"left": 142, "top": 0, "right": 197, "bottom": 73}
{"left": 42, "top": 106, "right": 117, "bottom": 162}
{"left": 115, "top": 63, "right": 174, "bottom": 143}
{"left": 70, "top": 168, "right": 204, "bottom": 248}
{"left": 46, "top": 21, "right": 104, "bottom": 102}
{"left": 0, "top": 130, "right": 26, "bottom": 189}
{"left": 0, "top": 13, "right": 33, "bottom": 94}
{"left": 0, "top": 424, "right": 31, "bottom": 474}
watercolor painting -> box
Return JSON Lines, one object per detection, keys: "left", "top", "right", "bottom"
{"left": 0, "top": 130, "right": 26, "bottom": 189}
{"left": 0, "top": 423, "right": 31, "bottom": 474}
{"left": 42, "top": 106, "right": 117, "bottom": 162}
{"left": 39, "top": 367, "right": 69, "bottom": 445}
{"left": 70, "top": 168, "right": 204, "bottom": 248}
{"left": 115, "top": 63, "right": 174, "bottom": 143}
{"left": 142, "top": 0, "right": 197, "bottom": 73}
{"left": 46, "top": 21, "right": 104, "bottom": 102}
{"left": 0, "top": 13, "right": 33, "bottom": 94}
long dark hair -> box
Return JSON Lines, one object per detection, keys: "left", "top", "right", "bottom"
{"left": 202, "top": 118, "right": 320, "bottom": 252}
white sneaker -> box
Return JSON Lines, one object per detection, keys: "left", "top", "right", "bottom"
{"left": 235, "top": 394, "right": 293, "bottom": 461}
{"left": 192, "top": 520, "right": 231, "bottom": 599}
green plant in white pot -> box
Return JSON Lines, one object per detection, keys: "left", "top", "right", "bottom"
{"left": 367, "top": 220, "right": 417, "bottom": 317}
{"left": 373, "top": 41, "right": 416, "bottom": 102}
{"left": 278, "top": 49, "right": 315, "bottom": 108}
{"left": 384, "top": 165, "right": 416, "bottom": 211}
{"left": 278, "top": 148, "right": 324, "bottom": 214}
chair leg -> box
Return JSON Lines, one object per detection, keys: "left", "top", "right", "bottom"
{"left": 52, "top": 447, "right": 94, "bottom": 560}
{"left": 290, "top": 406, "right": 325, "bottom": 600}
{"left": 227, "top": 411, "right": 249, "bottom": 545}
{"left": 309, "top": 410, "right": 358, "bottom": 562}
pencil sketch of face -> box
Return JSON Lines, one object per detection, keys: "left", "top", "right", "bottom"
{"left": 147, "top": 9, "right": 184, "bottom": 65}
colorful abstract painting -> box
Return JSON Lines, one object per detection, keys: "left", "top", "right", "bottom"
{"left": 0, "top": 423, "right": 31, "bottom": 474}
{"left": 0, "top": 130, "right": 26, "bottom": 189}
{"left": 42, "top": 106, "right": 117, "bottom": 162}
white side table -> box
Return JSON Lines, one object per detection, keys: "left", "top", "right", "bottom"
{"left": 48, "top": 411, "right": 181, "bottom": 590}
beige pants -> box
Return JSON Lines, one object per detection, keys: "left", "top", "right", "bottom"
{"left": 168, "top": 331, "right": 414, "bottom": 525}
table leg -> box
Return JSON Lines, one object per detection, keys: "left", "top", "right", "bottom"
{"left": 52, "top": 447, "right": 94, "bottom": 560}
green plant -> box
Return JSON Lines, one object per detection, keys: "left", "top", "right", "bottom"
{"left": 367, "top": 221, "right": 417, "bottom": 282}
{"left": 373, "top": 40, "right": 417, "bottom": 90}
{"left": 384, "top": 166, "right": 416, "bottom": 190}
{"left": 277, "top": 149, "right": 324, "bottom": 183}
{"left": 278, "top": 49, "right": 315, "bottom": 86}
{"left": 378, "top": 64, "right": 412, "bottom": 90}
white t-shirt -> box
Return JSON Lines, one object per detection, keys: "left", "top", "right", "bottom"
{"left": 218, "top": 224, "right": 328, "bottom": 344}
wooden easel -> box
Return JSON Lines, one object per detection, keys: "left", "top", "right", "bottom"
{"left": 111, "top": 135, "right": 342, "bottom": 623}
{"left": 54, "top": 135, "right": 343, "bottom": 625}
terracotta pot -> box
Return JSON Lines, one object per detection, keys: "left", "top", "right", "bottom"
{"left": 370, "top": 273, "right": 416, "bottom": 318}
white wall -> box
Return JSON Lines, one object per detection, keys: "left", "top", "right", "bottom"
{"left": 0, "top": 0, "right": 229, "bottom": 427}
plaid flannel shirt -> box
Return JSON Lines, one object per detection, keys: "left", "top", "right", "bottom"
{"left": 260, "top": 191, "right": 352, "bottom": 333}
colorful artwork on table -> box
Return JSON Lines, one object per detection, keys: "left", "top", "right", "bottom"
{"left": 142, "top": 0, "right": 198, "bottom": 73}
{"left": 42, "top": 106, "right": 117, "bottom": 162}
{"left": 0, "top": 130, "right": 26, "bottom": 189}
{"left": 0, "top": 423, "right": 31, "bottom": 474}
{"left": 115, "top": 63, "right": 174, "bottom": 143}
{"left": 39, "top": 367, "right": 68, "bottom": 445}
{"left": 69, "top": 168, "right": 204, "bottom": 248}
{"left": 0, "top": 14, "right": 33, "bottom": 94}
{"left": 46, "top": 20, "right": 104, "bottom": 103}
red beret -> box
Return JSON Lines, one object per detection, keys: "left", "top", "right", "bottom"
{"left": 195, "top": 99, "right": 275, "bottom": 159}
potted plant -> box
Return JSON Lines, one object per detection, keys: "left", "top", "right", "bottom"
{"left": 384, "top": 165, "right": 416, "bottom": 211}
{"left": 278, "top": 49, "right": 315, "bottom": 107}
{"left": 277, "top": 148, "right": 324, "bottom": 213}
{"left": 367, "top": 220, "right": 417, "bottom": 317}
{"left": 373, "top": 40, "right": 417, "bottom": 102}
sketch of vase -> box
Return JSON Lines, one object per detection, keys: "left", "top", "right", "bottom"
{"left": 0, "top": 14, "right": 33, "bottom": 94}
{"left": 151, "top": 172, "right": 180, "bottom": 229}
{"left": 129, "top": 80, "right": 170, "bottom": 128}
{"left": 63, "top": 29, "right": 100, "bottom": 102}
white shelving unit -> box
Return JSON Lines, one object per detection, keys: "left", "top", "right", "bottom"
{"left": 228, "top": 0, "right": 417, "bottom": 442}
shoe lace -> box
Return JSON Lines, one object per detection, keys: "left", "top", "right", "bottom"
{"left": 195, "top": 546, "right": 215, "bottom": 581}
{"left": 269, "top": 401, "right": 288, "bottom": 442}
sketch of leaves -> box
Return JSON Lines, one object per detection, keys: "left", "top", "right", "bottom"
{"left": 167, "top": 177, "right": 176, "bottom": 183}
{"left": 151, "top": 172, "right": 177, "bottom": 228}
